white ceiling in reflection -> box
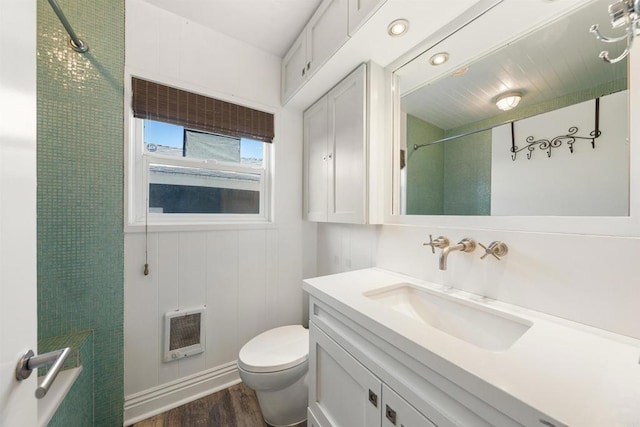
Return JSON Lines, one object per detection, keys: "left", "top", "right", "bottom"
{"left": 400, "top": 0, "right": 627, "bottom": 131}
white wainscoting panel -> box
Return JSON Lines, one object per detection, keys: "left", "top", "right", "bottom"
{"left": 176, "top": 232, "right": 208, "bottom": 378}
{"left": 265, "top": 229, "right": 280, "bottom": 331}
{"left": 124, "top": 227, "right": 301, "bottom": 424}
{"left": 124, "top": 233, "right": 159, "bottom": 395}
{"left": 204, "top": 231, "right": 239, "bottom": 368}
{"left": 238, "top": 230, "right": 269, "bottom": 349}
{"left": 317, "top": 223, "right": 378, "bottom": 275}
{"left": 157, "top": 232, "right": 181, "bottom": 386}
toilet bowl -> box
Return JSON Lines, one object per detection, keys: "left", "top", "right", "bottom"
{"left": 238, "top": 325, "right": 309, "bottom": 427}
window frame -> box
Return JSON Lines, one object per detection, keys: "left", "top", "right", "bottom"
{"left": 126, "top": 105, "right": 272, "bottom": 230}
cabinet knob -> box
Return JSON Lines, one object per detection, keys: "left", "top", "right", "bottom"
{"left": 368, "top": 389, "right": 378, "bottom": 407}
{"left": 307, "top": 61, "right": 311, "bottom": 70}
{"left": 328, "top": 153, "right": 333, "bottom": 159}
{"left": 302, "top": 68, "right": 306, "bottom": 77}
{"left": 385, "top": 404, "right": 397, "bottom": 425}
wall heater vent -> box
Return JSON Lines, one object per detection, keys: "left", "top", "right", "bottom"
{"left": 163, "top": 307, "right": 205, "bottom": 362}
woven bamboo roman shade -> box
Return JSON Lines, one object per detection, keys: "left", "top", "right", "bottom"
{"left": 132, "top": 77, "right": 274, "bottom": 143}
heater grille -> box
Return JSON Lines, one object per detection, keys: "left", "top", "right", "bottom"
{"left": 169, "top": 312, "right": 201, "bottom": 350}
{"left": 164, "top": 307, "right": 205, "bottom": 362}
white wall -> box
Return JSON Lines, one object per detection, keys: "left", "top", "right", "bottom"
{"left": 375, "top": 225, "right": 640, "bottom": 339}
{"left": 316, "top": 223, "right": 640, "bottom": 341}
{"left": 123, "top": 0, "right": 315, "bottom": 422}
{"left": 492, "top": 91, "right": 628, "bottom": 216}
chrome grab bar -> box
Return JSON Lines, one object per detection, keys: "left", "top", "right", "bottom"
{"left": 15, "top": 347, "right": 72, "bottom": 399}
{"left": 47, "top": 0, "right": 89, "bottom": 53}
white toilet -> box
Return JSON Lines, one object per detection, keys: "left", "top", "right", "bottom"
{"left": 238, "top": 325, "right": 309, "bottom": 426}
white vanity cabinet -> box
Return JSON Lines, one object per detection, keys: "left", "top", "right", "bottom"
{"left": 305, "top": 268, "right": 640, "bottom": 427}
{"left": 303, "top": 64, "right": 367, "bottom": 223}
{"left": 308, "top": 323, "right": 382, "bottom": 426}
{"left": 306, "top": 291, "right": 568, "bottom": 427}
{"left": 281, "top": 0, "right": 349, "bottom": 103}
{"left": 382, "top": 385, "right": 437, "bottom": 427}
{"left": 309, "top": 322, "right": 436, "bottom": 427}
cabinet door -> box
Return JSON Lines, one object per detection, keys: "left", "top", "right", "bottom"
{"left": 282, "top": 30, "right": 308, "bottom": 103}
{"left": 309, "top": 323, "right": 382, "bottom": 427}
{"left": 307, "top": 0, "right": 349, "bottom": 76}
{"left": 348, "top": 0, "right": 384, "bottom": 35}
{"left": 304, "top": 96, "right": 329, "bottom": 221}
{"left": 327, "top": 63, "right": 367, "bottom": 223}
{"left": 382, "top": 385, "right": 437, "bottom": 427}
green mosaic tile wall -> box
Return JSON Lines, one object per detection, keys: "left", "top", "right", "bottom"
{"left": 38, "top": 330, "right": 93, "bottom": 376}
{"left": 44, "top": 332, "right": 94, "bottom": 427}
{"left": 37, "top": 0, "right": 124, "bottom": 425}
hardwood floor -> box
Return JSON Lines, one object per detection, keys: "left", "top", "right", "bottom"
{"left": 132, "top": 382, "right": 307, "bottom": 427}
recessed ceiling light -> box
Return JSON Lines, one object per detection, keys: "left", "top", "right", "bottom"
{"left": 452, "top": 66, "right": 469, "bottom": 76}
{"left": 387, "top": 19, "right": 409, "bottom": 37}
{"left": 495, "top": 92, "right": 522, "bottom": 111}
{"left": 429, "top": 52, "right": 449, "bottom": 66}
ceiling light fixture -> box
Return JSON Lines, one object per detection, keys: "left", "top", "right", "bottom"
{"left": 495, "top": 92, "right": 522, "bottom": 111}
{"left": 387, "top": 19, "right": 410, "bottom": 37}
{"left": 429, "top": 52, "right": 449, "bottom": 66}
{"left": 452, "top": 66, "right": 469, "bottom": 76}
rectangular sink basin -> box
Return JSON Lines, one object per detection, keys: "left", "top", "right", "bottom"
{"left": 365, "top": 284, "right": 532, "bottom": 351}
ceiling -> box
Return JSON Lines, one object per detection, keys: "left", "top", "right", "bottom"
{"left": 400, "top": 0, "right": 626, "bottom": 131}
{"left": 143, "top": 0, "right": 322, "bottom": 57}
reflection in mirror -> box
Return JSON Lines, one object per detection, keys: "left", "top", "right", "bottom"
{"left": 396, "top": 0, "right": 629, "bottom": 217}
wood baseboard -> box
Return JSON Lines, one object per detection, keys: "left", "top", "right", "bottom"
{"left": 123, "top": 362, "right": 241, "bottom": 426}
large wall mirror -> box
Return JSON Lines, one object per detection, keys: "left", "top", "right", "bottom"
{"left": 391, "top": 0, "right": 637, "bottom": 233}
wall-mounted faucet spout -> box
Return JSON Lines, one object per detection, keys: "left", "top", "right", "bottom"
{"left": 439, "top": 238, "right": 476, "bottom": 270}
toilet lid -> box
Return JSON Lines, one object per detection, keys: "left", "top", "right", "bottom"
{"left": 238, "top": 325, "right": 309, "bottom": 373}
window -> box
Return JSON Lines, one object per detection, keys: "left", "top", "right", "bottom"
{"left": 127, "top": 78, "right": 274, "bottom": 226}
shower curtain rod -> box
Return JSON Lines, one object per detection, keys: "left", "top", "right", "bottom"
{"left": 47, "top": 0, "right": 89, "bottom": 53}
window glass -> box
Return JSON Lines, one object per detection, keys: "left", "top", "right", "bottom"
{"left": 148, "top": 164, "right": 261, "bottom": 214}
{"left": 141, "top": 119, "right": 266, "bottom": 216}
{"left": 144, "top": 120, "right": 264, "bottom": 166}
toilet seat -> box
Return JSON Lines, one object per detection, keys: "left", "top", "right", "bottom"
{"left": 238, "top": 325, "right": 308, "bottom": 373}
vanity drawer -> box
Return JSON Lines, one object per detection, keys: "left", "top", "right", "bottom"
{"left": 309, "top": 296, "right": 565, "bottom": 427}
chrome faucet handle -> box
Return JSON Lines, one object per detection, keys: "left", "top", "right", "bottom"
{"left": 423, "top": 235, "right": 449, "bottom": 254}
{"left": 479, "top": 241, "right": 509, "bottom": 260}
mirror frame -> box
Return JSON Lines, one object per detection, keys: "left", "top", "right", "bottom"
{"left": 383, "top": 0, "right": 640, "bottom": 236}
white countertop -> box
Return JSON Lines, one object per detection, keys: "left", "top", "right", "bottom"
{"left": 303, "top": 268, "right": 640, "bottom": 427}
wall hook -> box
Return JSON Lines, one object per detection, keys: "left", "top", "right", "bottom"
{"left": 590, "top": 0, "right": 639, "bottom": 64}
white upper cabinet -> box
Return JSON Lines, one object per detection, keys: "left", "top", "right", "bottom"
{"left": 304, "top": 64, "right": 368, "bottom": 224}
{"left": 303, "top": 97, "right": 330, "bottom": 222}
{"left": 307, "top": 0, "right": 349, "bottom": 74}
{"left": 348, "top": 0, "right": 384, "bottom": 35}
{"left": 281, "top": 31, "right": 308, "bottom": 103}
{"left": 327, "top": 64, "right": 366, "bottom": 223}
{"left": 281, "top": 0, "right": 349, "bottom": 104}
